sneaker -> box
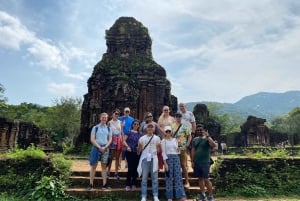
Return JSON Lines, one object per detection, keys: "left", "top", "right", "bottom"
{"left": 153, "top": 196, "right": 160, "bottom": 201}
{"left": 207, "top": 195, "right": 215, "bottom": 201}
{"left": 131, "top": 185, "right": 136, "bottom": 191}
{"left": 86, "top": 184, "right": 93, "bottom": 191}
{"left": 102, "top": 183, "right": 111, "bottom": 190}
{"left": 141, "top": 197, "right": 146, "bottom": 201}
{"left": 114, "top": 173, "right": 120, "bottom": 180}
{"left": 196, "top": 192, "right": 206, "bottom": 201}
{"left": 125, "top": 186, "right": 131, "bottom": 191}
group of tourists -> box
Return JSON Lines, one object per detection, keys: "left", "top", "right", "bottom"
{"left": 87, "top": 103, "right": 217, "bottom": 201}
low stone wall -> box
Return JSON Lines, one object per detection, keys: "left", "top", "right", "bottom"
{"left": 213, "top": 157, "right": 300, "bottom": 195}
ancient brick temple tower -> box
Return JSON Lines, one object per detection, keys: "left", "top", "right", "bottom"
{"left": 76, "top": 17, "right": 177, "bottom": 145}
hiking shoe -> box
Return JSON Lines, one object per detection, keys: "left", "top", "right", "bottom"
{"left": 207, "top": 195, "right": 215, "bottom": 201}
{"left": 114, "top": 173, "right": 120, "bottom": 180}
{"left": 86, "top": 184, "right": 93, "bottom": 191}
{"left": 153, "top": 196, "right": 160, "bottom": 201}
{"left": 102, "top": 183, "right": 111, "bottom": 190}
{"left": 196, "top": 193, "right": 206, "bottom": 201}
{"left": 125, "top": 186, "right": 131, "bottom": 191}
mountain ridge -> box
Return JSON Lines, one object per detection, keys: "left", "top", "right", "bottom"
{"left": 185, "top": 90, "right": 300, "bottom": 121}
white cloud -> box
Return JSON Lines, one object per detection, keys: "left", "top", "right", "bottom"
{"left": 47, "top": 83, "right": 76, "bottom": 95}
{"left": 0, "top": 11, "right": 34, "bottom": 50}
{"left": 0, "top": 10, "right": 97, "bottom": 79}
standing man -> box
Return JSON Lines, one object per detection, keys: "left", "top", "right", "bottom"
{"left": 88, "top": 112, "right": 112, "bottom": 190}
{"left": 119, "top": 107, "right": 134, "bottom": 135}
{"left": 179, "top": 102, "right": 196, "bottom": 170}
{"left": 137, "top": 123, "right": 161, "bottom": 201}
{"left": 191, "top": 124, "right": 217, "bottom": 201}
{"left": 172, "top": 112, "right": 192, "bottom": 188}
{"left": 179, "top": 102, "right": 196, "bottom": 135}
{"left": 119, "top": 107, "right": 134, "bottom": 168}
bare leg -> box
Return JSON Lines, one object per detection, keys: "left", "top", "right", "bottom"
{"left": 89, "top": 163, "right": 98, "bottom": 185}
{"left": 101, "top": 163, "right": 107, "bottom": 185}
{"left": 198, "top": 178, "right": 206, "bottom": 194}
{"left": 180, "top": 158, "right": 189, "bottom": 186}
{"left": 204, "top": 178, "right": 213, "bottom": 195}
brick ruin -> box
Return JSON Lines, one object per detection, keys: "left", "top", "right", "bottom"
{"left": 193, "top": 103, "right": 221, "bottom": 141}
{"left": 0, "top": 117, "right": 53, "bottom": 152}
{"left": 240, "top": 115, "right": 270, "bottom": 146}
{"left": 76, "top": 17, "right": 177, "bottom": 145}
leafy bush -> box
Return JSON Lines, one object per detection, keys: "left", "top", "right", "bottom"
{"left": 268, "top": 148, "right": 288, "bottom": 157}
{"left": 50, "top": 153, "right": 72, "bottom": 180}
{"left": 6, "top": 145, "right": 46, "bottom": 160}
{"left": 31, "top": 176, "right": 68, "bottom": 201}
{"left": 239, "top": 184, "right": 267, "bottom": 197}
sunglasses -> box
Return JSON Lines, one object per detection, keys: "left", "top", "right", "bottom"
{"left": 114, "top": 113, "right": 119, "bottom": 115}
{"left": 165, "top": 130, "right": 172, "bottom": 133}
{"left": 133, "top": 123, "right": 139, "bottom": 126}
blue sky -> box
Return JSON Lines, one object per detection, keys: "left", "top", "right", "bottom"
{"left": 1, "top": 0, "right": 300, "bottom": 106}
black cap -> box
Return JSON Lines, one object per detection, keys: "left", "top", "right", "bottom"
{"left": 175, "top": 112, "right": 182, "bottom": 117}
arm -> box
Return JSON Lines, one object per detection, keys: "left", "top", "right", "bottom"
{"left": 161, "top": 139, "right": 168, "bottom": 160}
{"left": 190, "top": 146, "right": 195, "bottom": 168}
{"left": 204, "top": 130, "right": 217, "bottom": 148}
{"left": 90, "top": 133, "right": 100, "bottom": 149}
{"left": 191, "top": 121, "right": 196, "bottom": 133}
{"left": 123, "top": 134, "right": 131, "bottom": 152}
{"left": 161, "top": 139, "right": 169, "bottom": 171}
{"left": 137, "top": 139, "right": 144, "bottom": 153}
{"left": 186, "top": 131, "right": 192, "bottom": 148}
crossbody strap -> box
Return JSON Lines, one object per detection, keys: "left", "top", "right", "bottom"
{"left": 173, "top": 123, "right": 182, "bottom": 138}
{"left": 142, "top": 135, "right": 154, "bottom": 152}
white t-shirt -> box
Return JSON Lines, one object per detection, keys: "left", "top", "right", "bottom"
{"left": 181, "top": 111, "right": 195, "bottom": 130}
{"left": 109, "top": 119, "right": 122, "bottom": 135}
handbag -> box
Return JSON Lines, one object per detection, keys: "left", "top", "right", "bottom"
{"left": 210, "top": 157, "right": 214, "bottom": 165}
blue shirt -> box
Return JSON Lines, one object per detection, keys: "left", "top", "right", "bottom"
{"left": 119, "top": 115, "right": 134, "bottom": 134}
{"left": 91, "top": 124, "right": 112, "bottom": 145}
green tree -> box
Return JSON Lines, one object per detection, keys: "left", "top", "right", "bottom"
{"left": 206, "top": 102, "right": 243, "bottom": 134}
{"left": 46, "top": 97, "right": 82, "bottom": 148}
{"left": 0, "top": 83, "right": 8, "bottom": 115}
{"left": 271, "top": 107, "right": 300, "bottom": 145}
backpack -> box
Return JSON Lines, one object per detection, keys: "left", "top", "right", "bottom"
{"left": 94, "top": 125, "right": 110, "bottom": 139}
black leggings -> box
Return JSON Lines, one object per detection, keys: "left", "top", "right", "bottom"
{"left": 125, "top": 151, "right": 140, "bottom": 186}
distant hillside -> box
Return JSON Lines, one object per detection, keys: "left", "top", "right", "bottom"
{"left": 185, "top": 90, "right": 300, "bottom": 121}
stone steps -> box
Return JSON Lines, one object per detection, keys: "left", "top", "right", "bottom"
{"left": 66, "top": 159, "right": 213, "bottom": 199}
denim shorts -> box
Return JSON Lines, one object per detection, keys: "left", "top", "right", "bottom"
{"left": 89, "top": 145, "right": 110, "bottom": 165}
{"left": 193, "top": 163, "right": 210, "bottom": 179}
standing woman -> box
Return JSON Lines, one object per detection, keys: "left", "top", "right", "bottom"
{"left": 123, "top": 119, "right": 141, "bottom": 191}
{"left": 107, "top": 109, "right": 123, "bottom": 179}
{"left": 158, "top": 105, "right": 175, "bottom": 129}
{"left": 162, "top": 126, "right": 187, "bottom": 201}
